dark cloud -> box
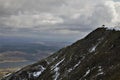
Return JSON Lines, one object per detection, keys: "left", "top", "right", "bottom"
{"left": 0, "top": 0, "right": 120, "bottom": 41}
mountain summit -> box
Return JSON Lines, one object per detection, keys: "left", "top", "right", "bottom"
{"left": 1, "top": 27, "right": 120, "bottom": 80}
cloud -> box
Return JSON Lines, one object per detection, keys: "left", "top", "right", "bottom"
{"left": 1, "top": 13, "right": 63, "bottom": 28}
{"left": 0, "top": 0, "right": 120, "bottom": 41}
{"left": 58, "top": 0, "right": 120, "bottom": 29}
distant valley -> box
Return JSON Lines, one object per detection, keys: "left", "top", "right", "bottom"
{"left": 0, "top": 37, "right": 71, "bottom": 78}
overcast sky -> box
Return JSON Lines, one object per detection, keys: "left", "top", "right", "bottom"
{"left": 0, "top": 0, "right": 120, "bottom": 42}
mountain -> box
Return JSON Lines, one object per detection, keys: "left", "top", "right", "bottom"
{"left": 1, "top": 27, "right": 120, "bottom": 80}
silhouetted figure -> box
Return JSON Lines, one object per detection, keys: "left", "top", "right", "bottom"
{"left": 102, "top": 25, "right": 105, "bottom": 27}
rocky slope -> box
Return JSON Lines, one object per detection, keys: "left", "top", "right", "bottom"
{"left": 1, "top": 27, "right": 120, "bottom": 80}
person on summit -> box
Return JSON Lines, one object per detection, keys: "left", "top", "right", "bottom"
{"left": 102, "top": 25, "right": 105, "bottom": 27}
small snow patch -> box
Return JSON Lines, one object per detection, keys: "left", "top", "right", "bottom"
{"left": 97, "top": 72, "right": 104, "bottom": 76}
{"left": 68, "top": 61, "right": 81, "bottom": 73}
{"left": 51, "top": 58, "right": 64, "bottom": 80}
{"left": 74, "top": 61, "right": 81, "bottom": 69}
{"left": 33, "top": 71, "right": 43, "bottom": 77}
{"left": 45, "top": 59, "right": 50, "bottom": 65}
{"left": 53, "top": 67, "right": 60, "bottom": 80}
{"left": 106, "top": 26, "right": 120, "bottom": 31}
{"left": 89, "top": 45, "right": 98, "bottom": 52}
{"left": 68, "top": 56, "right": 85, "bottom": 72}
{"left": 95, "top": 66, "right": 104, "bottom": 77}
{"left": 51, "top": 58, "right": 64, "bottom": 70}
{"left": 89, "top": 38, "right": 103, "bottom": 53}
{"left": 89, "top": 41, "right": 101, "bottom": 52}
{"left": 68, "top": 68, "right": 73, "bottom": 72}
{"left": 79, "top": 69, "right": 90, "bottom": 80}
{"left": 33, "top": 66, "right": 45, "bottom": 77}
{"left": 83, "top": 69, "right": 90, "bottom": 77}
{"left": 98, "top": 66, "right": 102, "bottom": 72}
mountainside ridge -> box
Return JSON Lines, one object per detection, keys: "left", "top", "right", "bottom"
{"left": 1, "top": 27, "right": 120, "bottom": 80}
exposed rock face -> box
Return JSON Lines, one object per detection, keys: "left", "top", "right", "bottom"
{"left": 1, "top": 27, "right": 120, "bottom": 80}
